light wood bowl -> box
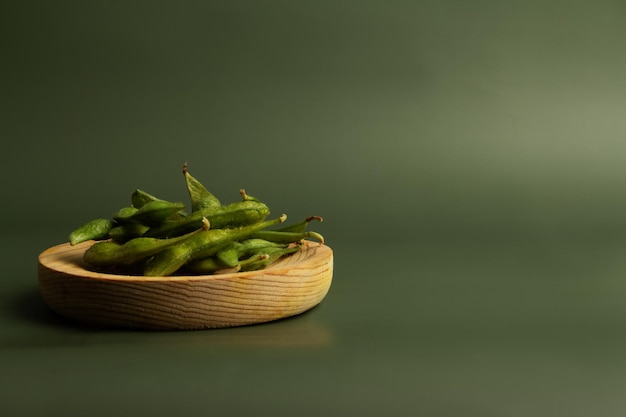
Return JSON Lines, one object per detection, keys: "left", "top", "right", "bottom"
{"left": 38, "top": 240, "right": 333, "bottom": 330}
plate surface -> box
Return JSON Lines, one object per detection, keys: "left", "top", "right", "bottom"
{"left": 38, "top": 240, "right": 333, "bottom": 330}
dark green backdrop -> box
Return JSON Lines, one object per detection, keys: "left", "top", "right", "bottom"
{"left": 3, "top": 1, "right": 626, "bottom": 416}
{"left": 4, "top": 0, "right": 626, "bottom": 242}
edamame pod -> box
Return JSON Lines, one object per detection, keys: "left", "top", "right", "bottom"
{"left": 144, "top": 199, "right": 270, "bottom": 238}
{"left": 191, "top": 214, "right": 286, "bottom": 260}
{"left": 131, "top": 189, "right": 163, "bottom": 209}
{"left": 239, "top": 246, "right": 300, "bottom": 272}
{"left": 276, "top": 216, "right": 323, "bottom": 233}
{"left": 143, "top": 214, "right": 286, "bottom": 276}
{"left": 184, "top": 253, "right": 270, "bottom": 275}
{"left": 183, "top": 163, "right": 221, "bottom": 211}
{"left": 232, "top": 239, "right": 289, "bottom": 260}
{"left": 249, "top": 230, "right": 324, "bottom": 244}
{"left": 108, "top": 223, "right": 150, "bottom": 243}
{"left": 84, "top": 222, "right": 207, "bottom": 268}
{"left": 113, "top": 206, "right": 139, "bottom": 223}
{"left": 215, "top": 242, "right": 243, "bottom": 267}
{"left": 114, "top": 200, "right": 186, "bottom": 226}
{"left": 69, "top": 218, "right": 115, "bottom": 246}
{"left": 213, "top": 239, "right": 287, "bottom": 268}
{"left": 182, "top": 255, "right": 228, "bottom": 274}
{"left": 131, "top": 189, "right": 188, "bottom": 219}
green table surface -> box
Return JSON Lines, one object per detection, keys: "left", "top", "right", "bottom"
{"left": 3, "top": 234, "right": 626, "bottom": 417}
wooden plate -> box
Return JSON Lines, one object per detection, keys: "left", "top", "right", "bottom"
{"left": 38, "top": 240, "right": 333, "bottom": 330}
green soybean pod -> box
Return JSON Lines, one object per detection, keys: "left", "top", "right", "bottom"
{"left": 183, "top": 163, "right": 221, "bottom": 212}
{"left": 248, "top": 230, "right": 324, "bottom": 244}
{"left": 201, "top": 200, "right": 270, "bottom": 230}
{"left": 121, "top": 200, "right": 186, "bottom": 226}
{"left": 235, "top": 238, "right": 288, "bottom": 257}
{"left": 191, "top": 215, "right": 287, "bottom": 261}
{"left": 108, "top": 223, "right": 150, "bottom": 243}
{"left": 69, "top": 218, "right": 115, "bottom": 246}
{"left": 144, "top": 200, "right": 270, "bottom": 238}
{"left": 276, "top": 216, "right": 323, "bottom": 233}
{"left": 182, "top": 255, "right": 228, "bottom": 274}
{"left": 143, "top": 215, "right": 286, "bottom": 276}
{"left": 184, "top": 253, "right": 272, "bottom": 275}
{"left": 113, "top": 206, "right": 139, "bottom": 224}
{"left": 239, "top": 246, "right": 300, "bottom": 272}
{"left": 84, "top": 223, "right": 207, "bottom": 268}
{"left": 131, "top": 189, "right": 188, "bottom": 220}
{"left": 212, "top": 239, "right": 286, "bottom": 268}
{"left": 215, "top": 242, "right": 244, "bottom": 268}
{"left": 131, "top": 189, "right": 163, "bottom": 209}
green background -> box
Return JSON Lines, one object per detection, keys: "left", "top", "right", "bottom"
{"left": 3, "top": 1, "right": 626, "bottom": 416}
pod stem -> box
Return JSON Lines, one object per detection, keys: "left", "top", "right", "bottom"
{"left": 240, "top": 189, "right": 261, "bottom": 202}
{"left": 308, "top": 231, "right": 325, "bottom": 244}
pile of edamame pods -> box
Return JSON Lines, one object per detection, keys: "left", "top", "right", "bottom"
{"left": 68, "top": 163, "right": 324, "bottom": 276}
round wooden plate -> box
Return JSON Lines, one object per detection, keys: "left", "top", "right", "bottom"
{"left": 38, "top": 240, "right": 333, "bottom": 330}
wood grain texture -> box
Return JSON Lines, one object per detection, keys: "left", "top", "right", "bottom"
{"left": 38, "top": 241, "right": 333, "bottom": 330}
